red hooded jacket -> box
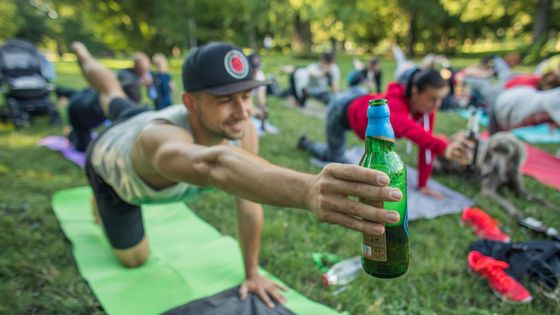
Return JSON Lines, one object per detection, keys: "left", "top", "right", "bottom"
{"left": 346, "top": 82, "right": 448, "bottom": 188}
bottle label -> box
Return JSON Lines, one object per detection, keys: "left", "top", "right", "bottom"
{"left": 362, "top": 233, "right": 387, "bottom": 262}
{"left": 360, "top": 199, "right": 387, "bottom": 261}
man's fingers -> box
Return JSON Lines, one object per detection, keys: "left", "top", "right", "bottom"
{"left": 274, "top": 283, "right": 288, "bottom": 292}
{"left": 324, "top": 164, "right": 390, "bottom": 186}
{"left": 320, "top": 210, "right": 386, "bottom": 235}
{"left": 257, "top": 288, "right": 275, "bottom": 308}
{"left": 321, "top": 196, "right": 400, "bottom": 224}
{"left": 320, "top": 179, "right": 402, "bottom": 202}
{"left": 239, "top": 284, "right": 248, "bottom": 300}
{"left": 267, "top": 286, "right": 286, "bottom": 304}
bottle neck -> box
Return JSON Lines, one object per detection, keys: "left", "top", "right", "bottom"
{"left": 365, "top": 102, "right": 395, "bottom": 141}
{"left": 365, "top": 136, "right": 395, "bottom": 153}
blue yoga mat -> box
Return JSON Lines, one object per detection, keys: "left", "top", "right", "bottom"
{"left": 456, "top": 109, "right": 560, "bottom": 144}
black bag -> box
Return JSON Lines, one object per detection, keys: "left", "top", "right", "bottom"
{"left": 162, "top": 286, "right": 295, "bottom": 315}
{"left": 470, "top": 240, "right": 560, "bottom": 291}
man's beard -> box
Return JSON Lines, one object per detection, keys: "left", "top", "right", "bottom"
{"left": 202, "top": 117, "right": 245, "bottom": 141}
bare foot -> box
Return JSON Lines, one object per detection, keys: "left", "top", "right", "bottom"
{"left": 70, "top": 41, "right": 91, "bottom": 61}
{"left": 419, "top": 187, "right": 445, "bottom": 200}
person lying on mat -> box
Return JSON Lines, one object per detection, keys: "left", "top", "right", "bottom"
{"left": 71, "top": 41, "right": 402, "bottom": 309}
{"left": 488, "top": 86, "right": 560, "bottom": 135}
{"left": 298, "top": 69, "right": 472, "bottom": 199}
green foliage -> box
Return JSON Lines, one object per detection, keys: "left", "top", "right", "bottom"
{"left": 2, "top": 0, "right": 558, "bottom": 57}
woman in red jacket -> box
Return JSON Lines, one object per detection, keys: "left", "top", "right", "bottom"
{"left": 299, "top": 69, "right": 471, "bottom": 198}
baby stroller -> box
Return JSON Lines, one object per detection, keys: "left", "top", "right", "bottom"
{"left": 0, "top": 39, "right": 60, "bottom": 128}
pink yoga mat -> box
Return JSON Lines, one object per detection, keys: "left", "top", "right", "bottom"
{"left": 481, "top": 131, "right": 560, "bottom": 191}
{"left": 38, "top": 136, "right": 86, "bottom": 168}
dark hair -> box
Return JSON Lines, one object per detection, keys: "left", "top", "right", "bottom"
{"left": 368, "top": 58, "right": 379, "bottom": 66}
{"left": 405, "top": 68, "right": 446, "bottom": 98}
{"left": 480, "top": 56, "right": 492, "bottom": 66}
{"left": 321, "top": 52, "right": 334, "bottom": 64}
{"left": 248, "top": 52, "right": 261, "bottom": 68}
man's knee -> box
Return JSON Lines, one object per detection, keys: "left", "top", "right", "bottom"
{"left": 114, "top": 237, "right": 150, "bottom": 268}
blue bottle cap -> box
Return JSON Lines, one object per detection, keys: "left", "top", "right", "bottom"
{"left": 365, "top": 99, "right": 395, "bottom": 141}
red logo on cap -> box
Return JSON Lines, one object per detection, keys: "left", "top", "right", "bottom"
{"left": 224, "top": 50, "right": 249, "bottom": 79}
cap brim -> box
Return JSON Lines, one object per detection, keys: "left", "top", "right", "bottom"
{"left": 204, "top": 80, "right": 269, "bottom": 96}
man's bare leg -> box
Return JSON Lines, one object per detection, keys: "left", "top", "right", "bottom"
{"left": 70, "top": 42, "right": 127, "bottom": 117}
{"left": 114, "top": 236, "right": 150, "bottom": 268}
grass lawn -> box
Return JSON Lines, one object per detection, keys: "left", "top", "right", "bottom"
{"left": 1, "top": 53, "right": 559, "bottom": 314}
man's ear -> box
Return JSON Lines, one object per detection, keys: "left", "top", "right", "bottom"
{"left": 183, "top": 92, "right": 197, "bottom": 113}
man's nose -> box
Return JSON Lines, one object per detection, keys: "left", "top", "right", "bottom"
{"left": 232, "top": 97, "right": 250, "bottom": 119}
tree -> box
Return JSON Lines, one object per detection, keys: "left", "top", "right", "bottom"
{"left": 532, "top": 0, "right": 552, "bottom": 44}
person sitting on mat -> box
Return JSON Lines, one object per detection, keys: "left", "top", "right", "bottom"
{"left": 287, "top": 52, "right": 340, "bottom": 107}
{"left": 71, "top": 41, "right": 402, "bottom": 308}
{"left": 348, "top": 57, "right": 383, "bottom": 94}
{"left": 298, "top": 69, "right": 472, "bottom": 199}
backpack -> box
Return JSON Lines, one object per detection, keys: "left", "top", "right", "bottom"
{"left": 470, "top": 239, "right": 560, "bottom": 291}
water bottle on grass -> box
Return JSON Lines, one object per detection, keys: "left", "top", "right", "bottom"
{"left": 320, "top": 256, "right": 362, "bottom": 287}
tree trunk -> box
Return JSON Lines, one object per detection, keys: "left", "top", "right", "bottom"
{"left": 292, "top": 12, "right": 312, "bottom": 55}
{"left": 532, "top": 0, "right": 552, "bottom": 44}
{"left": 329, "top": 37, "right": 337, "bottom": 57}
{"left": 407, "top": 11, "right": 417, "bottom": 57}
{"left": 188, "top": 17, "right": 197, "bottom": 49}
{"left": 249, "top": 23, "right": 258, "bottom": 51}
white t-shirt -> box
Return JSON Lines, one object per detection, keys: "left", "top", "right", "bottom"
{"left": 494, "top": 86, "right": 560, "bottom": 129}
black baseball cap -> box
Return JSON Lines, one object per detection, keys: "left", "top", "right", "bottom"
{"left": 182, "top": 42, "right": 267, "bottom": 95}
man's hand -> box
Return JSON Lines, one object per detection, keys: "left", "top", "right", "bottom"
{"left": 239, "top": 273, "right": 287, "bottom": 308}
{"left": 419, "top": 186, "right": 444, "bottom": 199}
{"left": 444, "top": 139, "right": 472, "bottom": 165}
{"left": 306, "top": 164, "right": 402, "bottom": 236}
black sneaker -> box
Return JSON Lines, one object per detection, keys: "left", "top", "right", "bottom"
{"left": 297, "top": 135, "right": 309, "bottom": 150}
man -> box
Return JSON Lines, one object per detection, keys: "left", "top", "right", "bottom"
{"left": 289, "top": 52, "right": 340, "bottom": 107}
{"left": 348, "top": 58, "right": 383, "bottom": 94}
{"left": 117, "top": 52, "right": 157, "bottom": 103}
{"left": 298, "top": 69, "right": 471, "bottom": 199}
{"left": 73, "top": 41, "right": 402, "bottom": 308}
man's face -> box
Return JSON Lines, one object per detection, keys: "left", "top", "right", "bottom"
{"left": 410, "top": 86, "right": 449, "bottom": 114}
{"left": 135, "top": 56, "right": 151, "bottom": 76}
{"left": 191, "top": 90, "right": 253, "bottom": 140}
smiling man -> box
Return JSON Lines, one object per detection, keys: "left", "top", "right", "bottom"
{"left": 72, "top": 41, "right": 403, "bottom": 308}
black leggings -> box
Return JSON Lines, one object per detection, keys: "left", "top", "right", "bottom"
{"left": 85, "top": 97, "right": 149, "bottom": 249}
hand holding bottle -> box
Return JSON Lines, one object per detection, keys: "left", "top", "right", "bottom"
{"left": 306, "top": 163, "right": 402, "bottom": 236}
{"left": 444, "top": 139, "right": 472, "bottom": 165}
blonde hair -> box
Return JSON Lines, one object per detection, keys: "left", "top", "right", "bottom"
{"left": 152, "top": 53, "right": 169, "bottom": 72}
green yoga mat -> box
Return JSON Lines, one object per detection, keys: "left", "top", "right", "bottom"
{"left": 52, "top": 187, "right": 341, "bottom": 315}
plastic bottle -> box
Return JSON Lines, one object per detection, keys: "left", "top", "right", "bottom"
{"left": 320, "top": 256, "right": 362, "bottom": 287}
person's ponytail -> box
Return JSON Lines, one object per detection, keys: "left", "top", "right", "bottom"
{"left": 405, "top": 68, "right": 446, "bottom": 98}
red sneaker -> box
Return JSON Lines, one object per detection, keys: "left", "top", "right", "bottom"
{"left": 462, "top": 207, "right": 511, "bottom": 242}
{"left": 468, "top": 251, "right": 532, "bottom": 304}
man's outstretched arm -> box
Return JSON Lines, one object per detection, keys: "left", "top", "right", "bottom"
{"left": 137, "top": 122, "right": 402, "bottom": 236}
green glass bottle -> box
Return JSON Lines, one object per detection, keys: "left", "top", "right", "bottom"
{"left": 360, "top": 98, "right": 408, "bottom": 278}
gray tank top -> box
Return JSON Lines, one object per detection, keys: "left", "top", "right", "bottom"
{"left": 91, "top": 105, "right": 207, "bottom": 205}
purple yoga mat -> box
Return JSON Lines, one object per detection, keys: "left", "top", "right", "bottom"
{"left": 39, "top": 136, "right": 86, "bottom": 168}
